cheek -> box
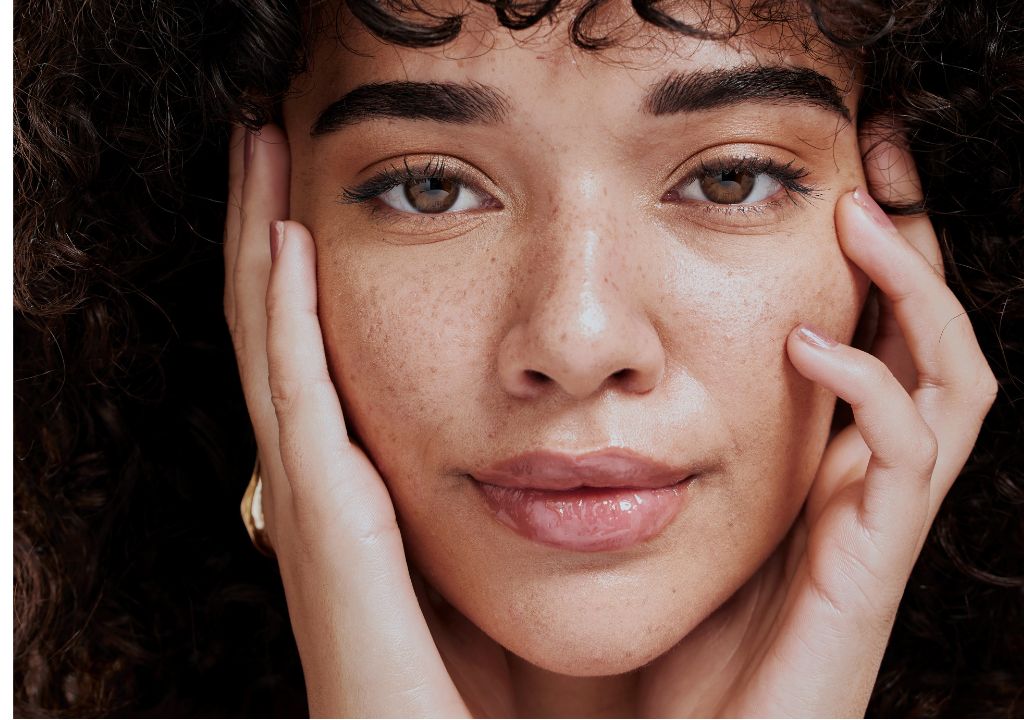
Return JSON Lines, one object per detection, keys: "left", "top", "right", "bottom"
{"left": 315, "top": 242, "right": 504, "bottom": 480}
{"left": 689, "top": 234, "right": 866, "bottom": 519}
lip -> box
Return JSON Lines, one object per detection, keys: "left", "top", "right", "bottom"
{"left": 471, "top": 449, "right": 694, "bottom": 552}
{"left": 472, "top": 448, "right": 690, "bottom": 490}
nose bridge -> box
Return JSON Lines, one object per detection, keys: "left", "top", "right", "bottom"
{"left": 540, "top": 167, "right": 631, "bottom": 321}
{"left": 549, "top": 226, "right": 613, "bottom": 340}
{"left": 497, "top": 178, "right": 665, "bottom": 400}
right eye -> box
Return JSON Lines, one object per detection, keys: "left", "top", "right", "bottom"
{"left": 378, "top": 177, "right": 489, "bottom": 214}
{"left": 339, "top": 156, "right": 502, "bottom": 217}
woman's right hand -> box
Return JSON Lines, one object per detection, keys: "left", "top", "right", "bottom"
{"left": 223, "top": 123, "right": 472, "bottom": 718}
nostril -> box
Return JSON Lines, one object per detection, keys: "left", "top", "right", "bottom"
{"left": 525, "top": 369, "right": 551, "bottom": 385}
{"left": 612, "top": 368, "right": 632, "bottom": 381}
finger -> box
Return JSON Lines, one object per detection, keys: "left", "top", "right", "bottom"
{"left": 223, "top": 124, "right": 247, "bottom": 327}
{"left": 837, "top": 191, "right": 994, "bottom": 408}
{"left": 233, "top": 124, "right": 290, "bottom": 446}
{"left": 265, "top": 221, "right": 398, "bottom": 536}
{"left": 837, "top": 191, "right": 997, "bottom": 515}
{"left": 787, "top": 325, "right": 935, "bottom": 547}
{"left": 858, "top": 129, "right": 937, "bottom": 391}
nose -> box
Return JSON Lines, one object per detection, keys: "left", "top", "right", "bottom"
{"left": 497, "top": 228, "right": 666, "bottom": 400}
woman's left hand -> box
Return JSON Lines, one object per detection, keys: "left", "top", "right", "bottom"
{"left": 646, "top": 133, "right": 998, "bottom": 717}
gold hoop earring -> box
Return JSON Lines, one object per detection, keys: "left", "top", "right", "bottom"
{"left": 241, "top": 458, "right": 275, "bottom": 557}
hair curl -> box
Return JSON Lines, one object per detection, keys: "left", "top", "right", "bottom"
{"left": 14, "top": 0, "right": 1024, "bottom": 715}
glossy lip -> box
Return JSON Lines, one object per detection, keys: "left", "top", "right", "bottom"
{"left": 471, "top": 447, "right": 691, "bottom": 491}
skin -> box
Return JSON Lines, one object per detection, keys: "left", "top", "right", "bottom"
{"left": 224, "top": 3, "right": 998, "bottom": 716}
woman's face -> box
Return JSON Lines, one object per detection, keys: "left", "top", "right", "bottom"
{"left": 282, "top": 1, "right": 868, "bottom": 675}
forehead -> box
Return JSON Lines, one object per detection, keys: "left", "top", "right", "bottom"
{"left": 286, "top": 0, "right": 859, "bottom": 129}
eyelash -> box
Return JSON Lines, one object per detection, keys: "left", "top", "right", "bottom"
{"left": 675, "top": 156, "right": 817, "bottom": 203}
{"left": 339, "top": 157, "right": 483, "bottom": 208}
{"left": 338, "top": 154, "right": 820, "bottom": 215}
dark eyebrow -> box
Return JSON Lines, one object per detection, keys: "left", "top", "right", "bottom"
{"left": 642, "top": 66, "right": 851, "bottom": 121}
{"left": 310, "top": 81, "right": 511, "bottom": 136}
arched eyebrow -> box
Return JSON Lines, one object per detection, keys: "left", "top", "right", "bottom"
{"left": 643, "top": 66, "right": 850, "bottom": 121}
{"left": 309, "top": 66, "right": 850, "bottom": 137}
{"left": 310, "top": 81, "right": 511, "bottom": 136}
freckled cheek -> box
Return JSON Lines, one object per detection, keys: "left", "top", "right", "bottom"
{"left": 314, "top": 253, "right": 494, "bottom": 468}
{"left": 719, "top": 238, "right": 865, "bottom": 362}
{"left": 685, "top": 245, "right": 865, "bottom": 462}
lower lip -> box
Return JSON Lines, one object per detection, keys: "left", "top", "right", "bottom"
{"left": 474, "top": 480, "right": 690, "bottom": 552}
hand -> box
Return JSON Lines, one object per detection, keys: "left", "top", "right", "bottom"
{"left": 644, "top": 132, "right": 998, "bottom": 717}
{"left": 223, "top": 123, "right": 471, "bottom": 717}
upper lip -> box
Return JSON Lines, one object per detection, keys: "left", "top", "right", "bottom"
{"left": 471, "top": 448, "right": 691, "bottom": 491}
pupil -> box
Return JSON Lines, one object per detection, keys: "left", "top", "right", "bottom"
{"left": 405, "top": 178, "right": 460, "bottom": 213}
{"left": 700, "top": 170, "right": 755, "bottom": 204}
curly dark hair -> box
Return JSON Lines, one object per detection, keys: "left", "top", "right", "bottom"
{"left": 13, "top": 0, "right": 1024, "bottom": 716}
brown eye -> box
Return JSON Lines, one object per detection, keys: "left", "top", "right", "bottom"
{"left": 368, "top": 158, "right": 498, "bottom": 216}
{"left": 404, "top": 178, "right": 460, "bottom": 213}
{"left": 672, "top": 164, "right": 782, "bottom": 206}
{"left": 699, "top": 169, "right": 756, "bottom": 204}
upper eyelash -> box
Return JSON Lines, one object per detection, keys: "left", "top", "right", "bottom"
{"left": 339, "top": 156, "right": 478, "bottom": 205}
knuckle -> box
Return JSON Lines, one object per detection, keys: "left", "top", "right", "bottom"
{"left": 868, "top": 359, "right": 895, "bottom": 389}
{"left": 229, "top": 326, "right": 250, "bottom": 362}
{"left": 268, "top": 371, "right": 302, "bottom": 416}
{"left": 265, "top": 288, "right": 285, "bottom": 320}
{"left": 974, "top": 368, "right": 1000, "bottom": 410}
{"left": 855, "top": 355, "right": 896, "bottom": 399}
{"left": 906, "top": 426, "right": 939, "bottom": 473}
{"left": 268, "top": 366, "right": 334, "bottom": 419}
{"left": 351, "top": 521, "right": 403, "bottom": 550}
{"left": 223, "top": 297, "right": 235, "bottom": 331}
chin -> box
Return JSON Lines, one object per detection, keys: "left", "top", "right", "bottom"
{"left": 498, "top": 604, "right": 686, "bottom": 676}
{"left": 469, "top": 570, "right": 709, "bottom": 677}
{"left": 512, "top": 638, "right": 666, "bottom": 677}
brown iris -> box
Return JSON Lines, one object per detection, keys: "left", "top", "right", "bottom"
{"left": 404, "top": 178, "right": 460, "bottom": 213}
{"left": 699, "top": 169, "right": 756, "bottom": 204}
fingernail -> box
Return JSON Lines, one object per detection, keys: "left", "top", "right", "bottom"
{"left": 244, "top": 130, "right": 254, "bottom": 176}
{"left": 852, "top": 187, "right": 896, "bottom": 231}
{"left": 270, "top": 221, "right": 285, "bottom": 261}
{"left": 797, "top": 324, "right": 837, "bottom": 349}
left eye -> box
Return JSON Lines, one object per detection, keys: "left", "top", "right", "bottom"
{"left": 676, "top": 169, "right": 781, "bottom": 205}
{"left": 379, "top": 178, "right": 486, "bottom": 214}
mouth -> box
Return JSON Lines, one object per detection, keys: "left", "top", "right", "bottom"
{"left": 471, "top": 447, "right": 691, "bottom": 490}
{"left": 469, "top": 448, "right": 696, "bottom": 552}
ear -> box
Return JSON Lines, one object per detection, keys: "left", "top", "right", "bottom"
{"left": 857, "top": 117, "right": 924, "bottom": 210}
{"left": 858, "top": 115, "right": 945, "bottom": 275}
